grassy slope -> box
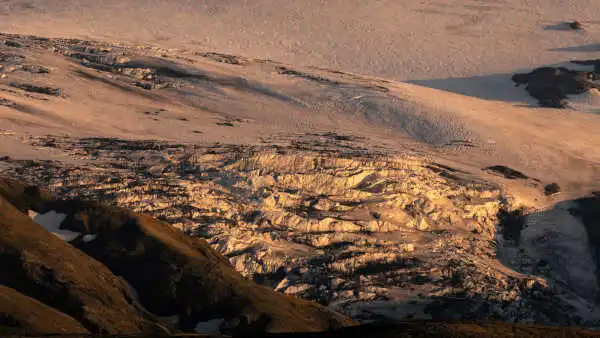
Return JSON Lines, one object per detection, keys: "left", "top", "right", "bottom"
{"left": 0, "top": 285, "right": 89, "bottom": 336}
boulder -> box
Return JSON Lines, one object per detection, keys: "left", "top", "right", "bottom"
{"left": 512, "top": 64, "right": 600, "bottom": 108}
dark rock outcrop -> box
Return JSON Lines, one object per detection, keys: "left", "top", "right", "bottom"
{"left": 544, "top": 183, "right": 561, "bottom": 196}
{"left": 569, "top": 21, "right": 584, "bottom": 30}
{"left": 484, "top": 165, "right": 529, "bottom": 179}
{"left": 512, "top": 63, "right": 600, "bottom": 108}
{"left": 7, "top": 82, "right": 62, "bottom": 96}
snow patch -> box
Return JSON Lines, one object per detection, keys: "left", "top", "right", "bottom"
{"left": 194, "top": 318, "right": 224, "bottom": 336}
{"left": 342, "top": 298, "right": 431, "bottom": 322}
{"left": 82, "top": 234, "right": 98, "bottom": 242}
{"left": 166, "top": 315, "right": 179, "bottom": 325}
{"left": 28, "top": 210, "right": 81, "bottom": 242}
{"left": 157, "top": 315, "right": 180, "bottom": 328}
{"left": 129, "top": 284, "right": 139, "bottom": 301}
{"left": 568, "top": 89, "right": 600, "bottom": 114}
{"left": 500, "top": 201, "right": 599, "bottom": 299}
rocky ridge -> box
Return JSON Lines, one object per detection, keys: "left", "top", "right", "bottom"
{"left": 512, "top": 60, "right": 600, "bottom": 108}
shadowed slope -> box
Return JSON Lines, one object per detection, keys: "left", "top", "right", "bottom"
{"left": 0, "top": 180, "right": 169, "bottom": 335}
{"left": 0, "top": 285, "right": 89, "bottom": 336}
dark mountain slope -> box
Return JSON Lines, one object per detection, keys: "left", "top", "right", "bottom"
{"left": 0, "top": 285, "right": 89, "bottom": 336}
{"left": 0, "top": 185, "right": 169, "bottom": 335}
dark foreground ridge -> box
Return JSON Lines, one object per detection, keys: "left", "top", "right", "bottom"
{"left": 3, "top": 322, "right": 599, "bottom": 338}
